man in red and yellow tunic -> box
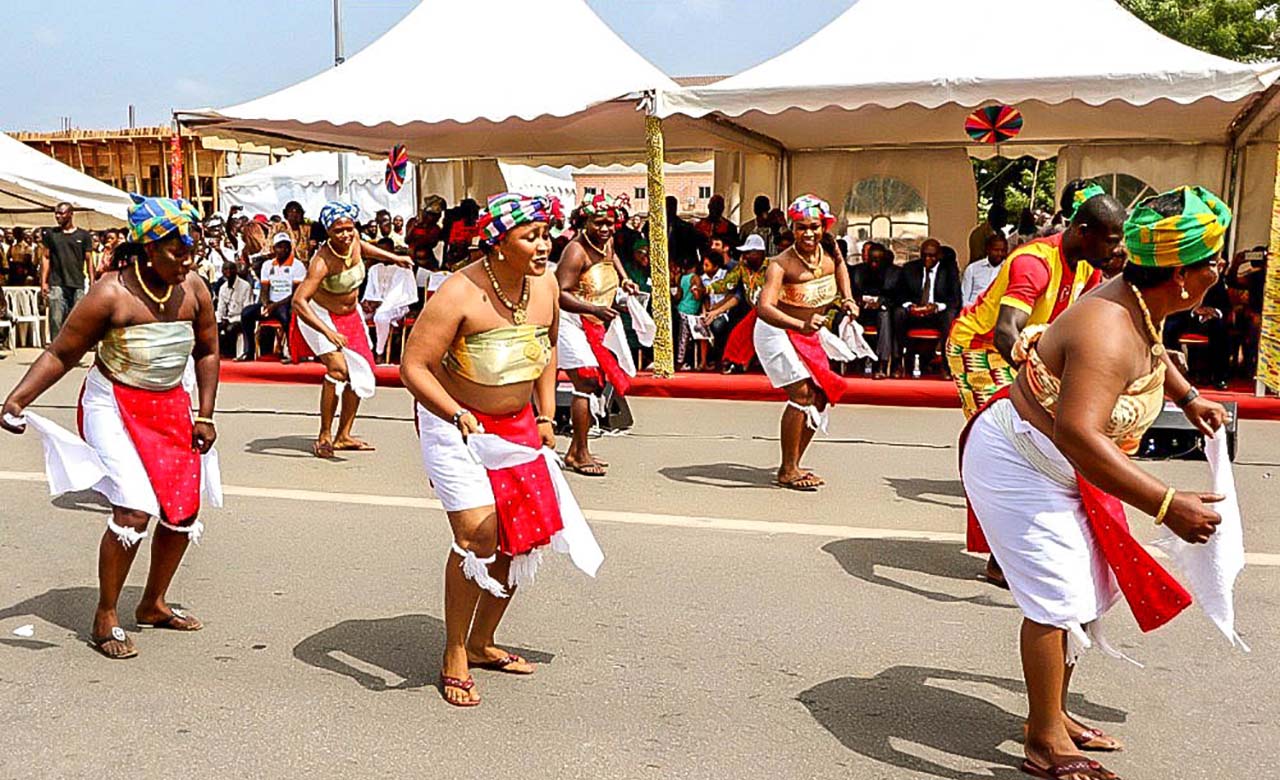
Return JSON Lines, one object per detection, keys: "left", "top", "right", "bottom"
{"left": 946, "top": 191, "right": 1126, "bottom": 418}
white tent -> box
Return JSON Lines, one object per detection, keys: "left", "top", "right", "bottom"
{"left": 0, "top": 132, "right": 133, "bottom": 229}
{"left": 218, "top": 151, "right": 418, "bottom": 219}
{"left": 178, "top": 0, "right": 769, "bottom": 164}
{"left": 662, "top": 0, "right": 1280, "bottom": 251}
{"left": 496, "top": 162, "right": 577, "bottom": 212}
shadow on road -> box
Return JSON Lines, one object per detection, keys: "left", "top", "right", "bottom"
{"left": 0, "top": 585, "right": 150, "bottom": 644}
{"left": 658, "top": 462, "right": 778, "bottom": 489}
{"left": 883, "top": 476, "right": 966, "bottom": 509}
{"left": 245, "top": 435, "right": 347, "bottom": 461}
{"left": 293, "top": 613, "right": 554, "bottom": 692}
{"left": 52, "top": 490, "right": 112, "bottom": 514}
{"left": 799, "top": 665, "right": 1127, "bottom": 779}
{"left": 822, "top": 539, "right": 1013, "bottom": 609}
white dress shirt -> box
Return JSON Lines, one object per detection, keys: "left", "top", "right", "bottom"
{"left": 961, "top": 257, "right": 1005, "bottom": 308}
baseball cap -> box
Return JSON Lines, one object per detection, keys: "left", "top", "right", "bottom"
{"left": 737, "top": 234, "right": 766, "bottom": 253}
{"left": 272, "top": 232, "right": 292, "bottom": 246}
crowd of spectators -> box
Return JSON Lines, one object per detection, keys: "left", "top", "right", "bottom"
{"left": 0, "top": 187, "right": 1272, "bottom": 388}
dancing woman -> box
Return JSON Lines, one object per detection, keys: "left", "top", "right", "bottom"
{"left": 961, "top": 187, "right": 1232, "bottom": 780}
{"left": 290, "top": 202, "right": 411, "bottom": 458}
{"left": 1, "top": 195, "right": 220, "bottom": 659}
{"left": 401, "top": 193, "right": 602, "bottom": 707}
{"left": 754, "top": 195, "right": 857, "bottom": 490}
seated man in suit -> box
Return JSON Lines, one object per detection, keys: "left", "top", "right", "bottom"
{"left": 893, "top": 238, "right": 961, "bottom": 376}
{"left": 848, "top": 241, "right": 902, "bottom": 378}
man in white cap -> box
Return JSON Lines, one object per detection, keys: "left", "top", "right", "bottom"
{"left": 238, "top": 232, "right": 306, "bottom": 362}
{"left": 704, "top": 233, "right": 771, "bottom": 372}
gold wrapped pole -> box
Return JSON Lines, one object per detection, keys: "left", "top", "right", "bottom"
{"left": 646, "top": 113, "right": 675, "bottom": 378}
{"left": 1260, "top": 144, "right": 1280, "bottom": 393}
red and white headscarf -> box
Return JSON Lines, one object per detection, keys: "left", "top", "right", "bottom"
{"left": 477, "top": 192, "right": 564, "bottom": 245}
{"left": 787, "top": 194, "right": 835, "bottom": 230}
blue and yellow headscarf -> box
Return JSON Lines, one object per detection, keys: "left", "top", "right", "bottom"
{"left": 127, "top": 193, "right": 202, "bottom": 246}
{"left": 319, "top": 201, "right": 360, "bottom": 230}
{"left": 1124, "top": 186, "right": 1232, "bottom": 268}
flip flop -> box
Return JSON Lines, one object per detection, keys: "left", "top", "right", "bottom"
{"left": 468, "top": 653, "right": 534, "bottom": 675}
{"left": 439, "top": 674, "right": 480, "bottom": 708}
{"left": 565, "top": 460, "right": 607, "bottom": 477}
{"left": 1073, "top": 728, "right": 1124, "bottom": 752}
{"left": 137, "top": 608, "right": 202, "bottom": 632}
{"left": 313, "top": 439, "right": 335, "bottom": 458}
{"left": 333, "top": 439, "right": 376, "bottom": 451}
{"left": 775, "top": 474, "right": 822, "bottom": 492}
{"left": 1020, "top": 758, "right": 1114, "bottom": 779}
{"left": 91, "top": 626, "right": 138, "bottom": 660}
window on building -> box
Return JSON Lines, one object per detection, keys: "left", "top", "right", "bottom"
{"left": 634, "top": 186, "right": 646, "bottom": 200}
{"left": 583, "top": 186, "right": 597, "bottom": 196}
{"left": 843, "top": 176, "right": 929, "bottom": 242}
{"left": 697, "top": 185, "right": 712, "bottom": 199}
{"left": 1092, "top": 172, "right": 1156, "bottom": 211}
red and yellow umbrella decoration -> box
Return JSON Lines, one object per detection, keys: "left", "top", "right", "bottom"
{"left": 965, "top": 104, "right": 1024, "bottom": 145}
{"left": 385, "top": 144, "right": 409, "bottom": 194}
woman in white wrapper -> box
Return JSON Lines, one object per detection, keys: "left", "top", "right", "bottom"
{"left": 1, "top": 195, "right": 221, "bottom": 660}
{"left": 401, "top": 192, "right": 602, "bottom": 708}
{"left": 960, "top": 186, "right": 1234, "bottom": 780}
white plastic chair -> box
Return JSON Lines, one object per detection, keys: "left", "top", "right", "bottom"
{"left": 5, "top": 287, "right": 47, "bottom": 348}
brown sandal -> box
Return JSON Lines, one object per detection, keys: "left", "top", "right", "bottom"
{"left": 776, "top": 473, "right": 822, "bottom": 492}
{"left": 313, "top": 439, "right": 334, "bottom": 459}
{"left": 1021, "top": 758, "right": 1116, "bottom": 779}
{"left": 90, "top": 626, "right": 138, "bottom": 660}
{"left": 468, "top": 653, "right": 534, "bottom": 675}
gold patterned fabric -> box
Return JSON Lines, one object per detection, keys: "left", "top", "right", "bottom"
{"left": 1023, "top": 335, "right": 1165, "bottom": 455}
{"left": 97, "top": 322, "right": 194, "bottom": 391}
{"left": 778, "top": 274, "right": 837, "bottom": 308}
{"left": 576, "top": 262, "right": 620, "bottom": 308}
{"left": 444, "top": 325, "right": 552, "bottom": 386}
{"left": 320, "top": 258, "right": 367, "bottom": 295}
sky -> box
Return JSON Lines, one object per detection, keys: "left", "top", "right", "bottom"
{"left": 3, "top": 0, "right": 857, "bottom": 132}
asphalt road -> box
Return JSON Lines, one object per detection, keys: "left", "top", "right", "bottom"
{"left": 0, "top": 352, "right": 1275, "bottom": 779}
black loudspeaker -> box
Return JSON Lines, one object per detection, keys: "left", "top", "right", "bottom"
{"left": 553, "top": 381, "right": 633, "bottom": 432}
{"left": 1135, "top": 402, "right": 1237, "bottom": 461}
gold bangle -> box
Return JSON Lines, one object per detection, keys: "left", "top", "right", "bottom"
{"left": 535, "top": 415, "right": 554, "bottom": 425}
{"left": 1154, "top": 487, "right": 1176, "bottom": 525}
{"left": 194, "top": 416, "right": 215, "bottom": 425}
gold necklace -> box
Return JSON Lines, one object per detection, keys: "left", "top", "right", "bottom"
{"left": 483, "top": 256, "right": 530, "bottom": 325}
{"left": 583, "top": 234, "right": 610, "bottom": 256}
{"left": 133, "top": 260, "right": 173, "bottom": 309}
{"left": 327, "top": 240, "right": 355, "bottom": 263}
{"left": 1128, "top": 283, "right": 1166, "bottom": 358}
{"left": 796, "top": 246, "right": 823, "bottom": 277}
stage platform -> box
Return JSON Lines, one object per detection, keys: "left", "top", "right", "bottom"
{"left": 220, "top": 358, "right": 1280, "bottom": 421}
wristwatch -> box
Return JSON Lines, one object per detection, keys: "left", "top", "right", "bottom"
{"left": 451, "top": 409, "right": 470, "bottom": 429}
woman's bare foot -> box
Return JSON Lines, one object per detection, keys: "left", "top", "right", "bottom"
{"left": 135, "top": 604, "right": 203, "bottom": 631}
{"left": 466, "top": 643, "right": 535, "bottom": 674}
{"left": 776, "top": 469, "right": 823, "bottom": 491}
{"left": 314, "top": 435, "right": 335, "bottom": 458}
{"left": 1025, "top": 731, "right": 1118, "bottom": 779}
{"left": 565, "top": 456, "right": 607, "bottom": 476}
{"left": 91, "top": 609, "right": 136, "bottom": 659}
{"left": 441, "top": 645, "right": 479, "bottom": 706}
{"left": 333, "top": 436, "right": 375, "bottom": 451}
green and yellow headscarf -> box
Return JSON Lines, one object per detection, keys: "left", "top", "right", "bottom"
{"left": 1067, "top": 183, "right": 1106, "bottom": 220}
{"left": 1124, "top": 185, "right": 1232, "bottom": 268}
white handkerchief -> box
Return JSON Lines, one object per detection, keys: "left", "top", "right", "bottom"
{"left": 1152, "top": 431, "right": 1249, "bottom": 651}
{"left": 625, "top": 293, "right": 656, "bottom": 347}
{"left": 838, "top": 318, "right": 878, "bottom": 361}
{"left": 818, "top": 327, "right": 857, "bottom": 362}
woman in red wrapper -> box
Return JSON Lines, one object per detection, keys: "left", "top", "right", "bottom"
{"left": 291, "top": 201, "right": 411, "bottom": 458}
{"left": 2, "top": 195, "right": 220, "bottom": 660}
{"left": 961, "top": 187, "right": 1233, "bottom": 780}
{"left": 402, "top": 192, "right": 602, "bottom": 708}
{"left": 754, "top": 194, "right": 858, "bottom": 491}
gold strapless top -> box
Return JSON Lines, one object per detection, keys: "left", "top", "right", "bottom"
{"left": 576, "top": 262, "right": 620, "bottom": 308}
{"left": 444, "top": 324, "right": 552, "bottom": 386}
{"left": 778, "top": 274, "right": 837, "bottom": 308}
{"left": 1021, "top": 329, "right": 1165, "bottom": 455}
{"left": 320, "top": 258, "right": 367, "bottom": 295}
{"left": 98, "top": 322, "right": 194, "bottom": 391}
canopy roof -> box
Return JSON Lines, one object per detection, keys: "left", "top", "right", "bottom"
{"left": 0, "top": 132, "right": 132, "bottom": 229}
{"left": 661, "top": 0, "right": 1280, "bottom": 151}
{"left": 180, "top": 0, "right": 772, "bottom": 163}
{"left": 220, "top": 150, "right": 388, "bottom": 189}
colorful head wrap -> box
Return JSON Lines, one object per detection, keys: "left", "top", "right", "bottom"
{"left": 127, "top": 193, "right": 202, "bottom": 246}
{"left": 581, "top": 193, "right": 622, "bottom": 221}
{"left": 1124, "top": 186, "right": 1232, "bottom": 268}
{"left": 787, "top": 194, "right": 835, "bottom": 230}
{"left": 477, "top": 192, "right": 563, "bottom": 245}
{"left": 1067, "top": 182, "right": 1107, "bottom": 220}
{"left": 319, "top": 201, "right": 360, "bottom": 230}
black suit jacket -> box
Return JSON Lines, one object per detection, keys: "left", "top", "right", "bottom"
{"left": 849, "top": 262, "right": 903, "bottom": 304}
{"left": 896, "top": 259, "right": 962, "bottom": 311}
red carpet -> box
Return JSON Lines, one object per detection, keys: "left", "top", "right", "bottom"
{"left": 220, "top": 359, "right": 1280, "bottom": 421}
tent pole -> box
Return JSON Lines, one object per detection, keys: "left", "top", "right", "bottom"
{"left": 645, "top": 102, "right": 674, "bottom": 378}
{"left": 1259, "top": 143, "right": 1280, "bottom": 395}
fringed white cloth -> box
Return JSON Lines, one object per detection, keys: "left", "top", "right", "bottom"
{"left": 753, "top": 319, "right": 853, "bottom": 388}
{"left": 160, "top": 518, "right": 206, "bottom": 546}
{"left": 837, "top": 318, "right": 877, "bottom": 361}
{"left": 295, "top": 305, "right": 377, "bottom": 399}
{"left": 786, "top": 400, "right": 829, "bottom": 434}
{"left": 571, "top": 389, "right": 607, "bottom": 420}
{"left": 962, "top": 398, "right": 1123, "bottom": 663}
{"left": 465, "top": 432, "right": 605, "bottom": 580}
{"left": 1152, "top": 431, "right": 1250, "bottom": 651}
{"left": 624, "top": 292, "right": 656, "bottom": 347}
{"left": 451, "top": 542, "right": 508, "bottom": 598}
{"left": 106, "top": 517, "right": 147, "bottom": 549}
{"left": 13, "top": 366, "right": 221, "bottom": 546}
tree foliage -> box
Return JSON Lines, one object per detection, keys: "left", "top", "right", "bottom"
{"left": 1119, "top": 0, "right": 1279, "bottom": 62}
